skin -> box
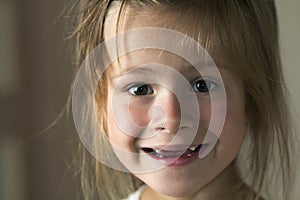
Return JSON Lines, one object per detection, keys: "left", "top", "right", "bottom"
{"left": 103, "top": 5, "right": 248, "bottom": 200}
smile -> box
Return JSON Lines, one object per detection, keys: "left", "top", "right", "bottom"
{"left": 141, "top": 145, "right": 202, "bottom": 159}
{"left": 140, "top": 144, "right": 206, "bottom": 166}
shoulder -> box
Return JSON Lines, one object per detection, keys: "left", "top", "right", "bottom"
{"left": 122, "top": 185, "right": 147, "bottom": 200}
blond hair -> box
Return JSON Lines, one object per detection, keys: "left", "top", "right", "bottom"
{"left": 70, "top": 0, "right": 294, "bottom": 199}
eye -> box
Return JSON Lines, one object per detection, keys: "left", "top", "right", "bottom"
{"left": 192, "top": 79, "right": 216, "bottom": 93}
{"left": 128, "top": 84, "right": 154, "bottom": 96}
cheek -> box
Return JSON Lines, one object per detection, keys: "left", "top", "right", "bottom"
{"left": 106, "top": 98, "right": 151, "bottom": 148}
{"left": 218, "top": 90, "right": 247, "bottom": 155}
{"left": 128, "top": 99, "right": 151, "bottom": 127}
{"left": 198, "top": 97, "right": 226, "bottom": 135}
{"left": 221, "top": 104, "right": 246, "bottom": 144}
{"left": 198, "top": 78, "right": 247, "bottom": 159}
{"left": 198, "top": 99, "right": 211, "bottom": 127}
{"left": 106, "top": 105, "right": 136, "bottom": 151}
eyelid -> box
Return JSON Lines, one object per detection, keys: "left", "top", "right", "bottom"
{"left": 125, "top": 82, "right": 145, "bottom": 91}
{"left": 192, "top": 76, "right": 218, "bottom": 84}
{"left": 125, "top": 82, "right": 154, "bottom": 90}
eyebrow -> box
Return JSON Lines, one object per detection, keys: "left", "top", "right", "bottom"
{"left": 111, "top": 67, "right": 156, "bottom": 79}
{"left": 110, "top": 60, "right": 222, "bottom": 79}
{"left": 182, "top": 61, "right": 222, "bottom": 73}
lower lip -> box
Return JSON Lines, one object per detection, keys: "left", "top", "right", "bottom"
{"left": 145, "top": 151, "right": 200, "bottom": 167}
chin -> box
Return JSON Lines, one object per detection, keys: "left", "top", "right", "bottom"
{"left": 150, "top": 179, "right": 202, "bottom": 198}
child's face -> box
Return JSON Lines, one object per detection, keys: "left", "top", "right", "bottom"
{"left": 103, "top": 6, "right": 247, "bottom": 198}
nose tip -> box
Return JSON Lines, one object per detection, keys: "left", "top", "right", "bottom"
{"left": 149, "top": 90, "right": 183, "bottom": 133}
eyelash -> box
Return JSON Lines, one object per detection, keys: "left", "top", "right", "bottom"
{"left": 127, "top": 79, "right": 217, "bottom": 96}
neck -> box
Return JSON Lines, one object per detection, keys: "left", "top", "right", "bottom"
{"left": 142, "top": 161, "right": 245, "bottom": 200}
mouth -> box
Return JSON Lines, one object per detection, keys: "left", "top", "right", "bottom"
{"left": 141, "top": 144, "right": 203, "bottom": 159}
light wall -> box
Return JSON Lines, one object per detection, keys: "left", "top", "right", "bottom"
{"left": 276, "top": 0, "right": 300, "bottom": 199}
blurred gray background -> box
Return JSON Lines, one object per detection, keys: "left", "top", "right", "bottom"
{"left": 0, "top": 0, "right": 299, "bottom": 199}
{"left": 0, "top": 0, "right": 77, "bottom": 200}
{"left": 276, "top": 0, "right": 300, "bottom": 198}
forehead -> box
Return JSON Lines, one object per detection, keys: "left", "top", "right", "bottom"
{"left": 109, "top": 49, "right": 218, "bottom": 78}
{"left": 103, "top": 3, "right": 230, "bottom": 75}
{"left": 104, "top": 3, "right": 203, "bottom": 41}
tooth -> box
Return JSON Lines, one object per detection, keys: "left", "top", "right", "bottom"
{"left": 158, "top": 154, "right": 164, "bottom": 158}
{"left": 189, "top": 146, "right": 197, "bottom": 151}
{"left": 154, "top": 149, "right": 161, "bottom": 153}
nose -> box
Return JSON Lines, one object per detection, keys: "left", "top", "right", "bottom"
{"left": 149, "top": 89, "right": 182, "bottom": 133}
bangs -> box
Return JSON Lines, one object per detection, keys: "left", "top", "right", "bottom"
{"left": 108, "top": 0, "right": 266, "bottom": 73}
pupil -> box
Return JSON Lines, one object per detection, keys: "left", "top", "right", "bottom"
{"left": 197, "top": 80, "right": 208, "bottom": 92}
{"left": 136, "top": 85, "right": 147, "bottom": 95}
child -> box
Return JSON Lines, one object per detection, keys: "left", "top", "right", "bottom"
{"left": 70, "top": 0, "right": 294, "bottom": 199}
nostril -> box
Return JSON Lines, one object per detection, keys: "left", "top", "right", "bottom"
{"left": 149, "top": 103, "right": 187, "bottom": 134}
{"left": 154, "top": 126, "right": 183, "bottom": 134}
{"left": 155, "top": 127, "right": 166, "bottom": 132}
